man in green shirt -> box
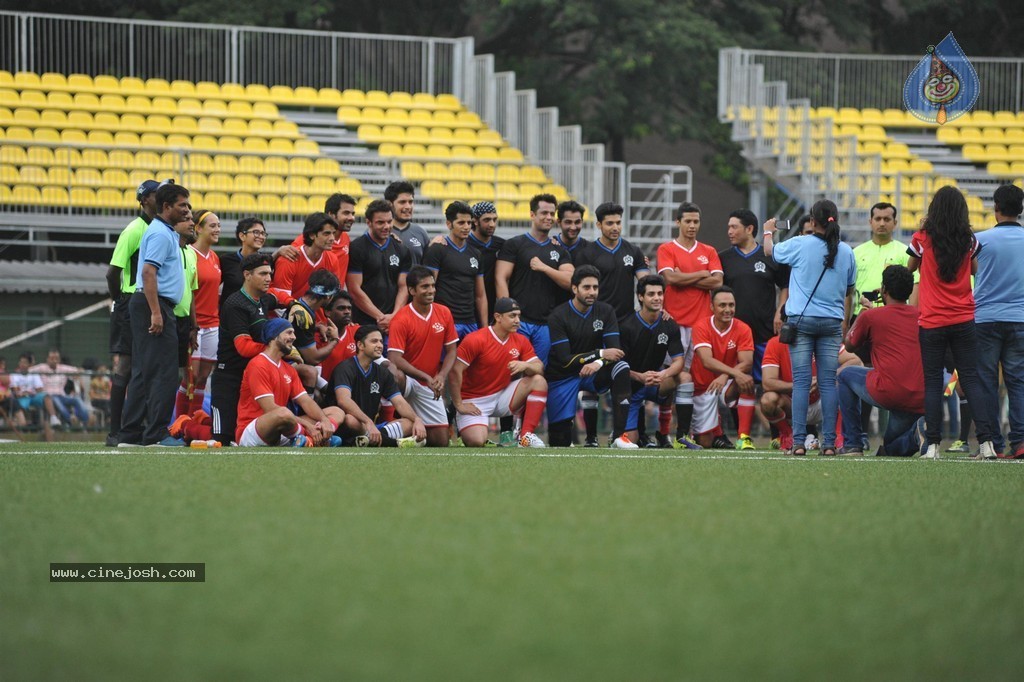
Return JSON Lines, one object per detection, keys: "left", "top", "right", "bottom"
{"left": 103, "top": 179, "right": 159, "bottom": 446}
{"left": 852, "top": 202, "right": 919, "bottom": 320}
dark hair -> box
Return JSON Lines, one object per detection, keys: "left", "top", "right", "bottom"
{"left": 445, "top": 201, "right": 474, "bottom": 223}
{"left": 636, "top": 273, "right": 665, "bottom": 296}
{"left": 407, "top": 265, "right": 435, "bottom": 289}
{"left": 192, "top": 208, "right": 216, "bottom": 227}
{"left": 557, "top": 200, "right": 585, "bottom": 220}
{"left": 155, "top": 183, "right": 189, "bottom": 212}
{"left": 729, "top": 209, "right": 758, "bottom": 233}
{"left": 711, "top": 285, "right": 735, "bottom": 302}
{"left": 241, "top": 253, "right": 273, "bottom": 272}
{"left": 365, "top": 198, "right": 393, "bottom": 222}
{"left": 595, "top": 202, "right": 624, "bottom": 223}
{"left": 329, "top": 290, "right": 353, "bottom": 308}
{"left": 325, "top": 193, "right": 356, "bottom": 215}
{"left": 810, "top": 199, "right": 841, "bottom": 268}
{"left": 572, "top": 264, "right": 601, "bottom": 287}
{"left": 881, "top": 264, "right": 914, "bottom": 302}
{"left": 870, "top": 202, "right": 898, "bottom": 221}
{"left": 797, "top": 214, "right": 813, "bottom": 234}
{"left": 306, "top": 269, "right": 340, "bottom": 299}
{"left": 19, "top": 352, "right": 32, "bottom": 363}
{"left": 675, "top": 201, "right": 701, "bottom": 220}
{"left": 923, "top": 186, "right": 974, "bottom": 283}
{"left": 355, "top": 325, "right": 382, "bottom": 344}
{"left": 993, "top": 184, "right": 1024, "bottom": 218}
{"left": 302, "top": 212, "right": 338, "bottom": 246}
{"left": 235, "top": 217, "right": 265, "bottom": 241}
{"left": 530, "top": 193, "right": 558, "bottom": 213}
{"left": 384, "top": 181, "right": 415, "bottom": 202}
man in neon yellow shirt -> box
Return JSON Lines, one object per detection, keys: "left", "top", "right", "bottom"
{"left": 852, "top": 202, "right": 919, "bottom": 319}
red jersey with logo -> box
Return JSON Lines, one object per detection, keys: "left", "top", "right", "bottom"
{"left": 456, "top": 327, "right": 538, "bottom": 399}
{"left": 762, "top": 335, "right": 819, "bottom": 402}
{"left": 388, "top": 303, "right": 458, "bottom": 383}
{"left": 189, "top": 245, "right": 222, "bottom": 328}
{"left": 291, "top": 232, "right": 350, "bottom": 287}
{"left": 908, "top": 229, "right": 979, "bottom": 329}
{"left": 236, "top": 352, "right": 306, "bottom": 442}
{"left": 690, "top": 315, "right": 754, "bottom": 394}
{"left": 656, "top": 239, "right": 723, "bottom": 327}
{"left": 319, "top": 324, "right": 360, "bottom": 383}
{"left": 272, "top": 245, "right": 339, "bottom": 300}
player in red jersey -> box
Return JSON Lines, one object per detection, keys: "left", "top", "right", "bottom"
{"left": 689, "top": 287, "right": 756, "bottom": 448}
{"left": 318, "top": 291, "right": 360, "bottom": 389}
{"left": 271, "top": 212, "right": 340, "bottom": 300}
{"left": 387, "top": 266, "right": 459, "bottom": 446}
{"left": 235, "top": 318, "right": 344, "bottom": 447}
{"left": 274, "top": 193, "right": 355, "bottom": 288}
{"left": 449, "top": 297, "right": 548, "bottom": 447}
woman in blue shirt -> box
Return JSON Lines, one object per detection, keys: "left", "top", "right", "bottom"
{"left": 764, "top": 200, "right": 857, "bottom": 455}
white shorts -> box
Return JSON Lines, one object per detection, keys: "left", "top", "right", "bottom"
{"left": 455, "top": 379, "right": 522, "bottom": 433}
{"left": 238, "top": 418, "right": 302, "bottom": 447}
{"left": 403, "top": 379, "right": 449, "bottom": 427}
{"left": 190, "top": 326, "right": 218, "bottom": 361}
{"left": 692, "top": 379, "right": 739, "bottom": 434}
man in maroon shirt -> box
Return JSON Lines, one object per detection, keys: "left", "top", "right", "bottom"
{"left": 838, "top": 264, "right": 924, "bottom": 456}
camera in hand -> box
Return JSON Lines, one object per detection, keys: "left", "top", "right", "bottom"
{"left": 862, "top": 289, "right": 880, "bottom": 302}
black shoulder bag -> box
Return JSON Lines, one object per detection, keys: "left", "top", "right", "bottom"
{"left": 779, "top": 266, "right": 827, "bottom": 345}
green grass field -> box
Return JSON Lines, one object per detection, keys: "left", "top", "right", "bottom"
{"left": 3, "top": 442, "right": 1024, "bottom": 680}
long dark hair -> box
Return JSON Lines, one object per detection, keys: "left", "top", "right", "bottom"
{"left": 810, "top": 199, "right": 841, "bottom": 268}
{"left": 924, "top": 186, "right": 973, "bottom": 283}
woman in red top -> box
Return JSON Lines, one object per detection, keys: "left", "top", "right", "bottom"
{"left": 908, "top": 186, "right": 998, "bottom": 459}
{"left": 176, "top": 209, "right": 221, "bottom": 418}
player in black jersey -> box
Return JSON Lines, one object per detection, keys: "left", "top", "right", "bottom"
{"left": 546, "top": 265, "right": 638, "bottom": 449}
{"left": 468, "top": 201, "right": 506, "bottom": 319}
{"left": 495, "top": 193, "right": 574, "bottom": 365}
{"left": 333, "top": 325, "right": 426, "bottom": 447}
{"left": 347, "top": 199, "right": 412, "bottom": 332}
{"left": 553, "top": 200, "right": 589, "bottom": 263}
{"left": 619, "top": 274, "right": 692, "bottom": 448}
{"left": 422, "top": 201, "right": 487, "bottom": 338}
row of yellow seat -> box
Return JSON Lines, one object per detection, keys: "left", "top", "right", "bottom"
{"left": 430, "top": 199, "right": 554, "bottom": 222}
{"left": 2, "top": 89, "right": 281, "bottom": 120}
{"left": 813, "top": 107, "right": 1024, "bottom": 128}
{"left": 420, "top": 180, "right": 569, "bottom": 203}
{"left": 937, "top": 127, "right": 1024, "bottom": 144}
{"left": 339, "top": 106, "right": 482, "bottom": 129}
{"left": 357, "top": 124, "right": 502, "bottom": 147}
{"left": 2, "top": 125, "right": 318, "bottom": 155}
{"left": 0, "top": 107, "right": 300, "bottom": 138}
{"left": 378, "top": 142, "right": 523, "bottom": 161}
{"left": 961, "top": 144, "right": 1024, "bottom": 163}
{"left": 986, "top": 161, "right": 1024, "bottom": 177}
{"left": 401, "top": 161, "right": 548, "bottom": 183}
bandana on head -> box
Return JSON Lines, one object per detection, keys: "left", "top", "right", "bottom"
{"left": 472, "top": 201, "right": 496, "bottom": 218}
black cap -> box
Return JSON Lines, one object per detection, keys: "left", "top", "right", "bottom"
{"left": 494, "top": 297, "right": 520, "bottom": 314}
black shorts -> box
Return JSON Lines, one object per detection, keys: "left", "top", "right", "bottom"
{"left": 108, "top": 295, "right": 133, "bottom": 356}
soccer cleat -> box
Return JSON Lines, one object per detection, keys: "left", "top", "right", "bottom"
{"left": 168, "top": 414, "right": 191, "bottom": 439}
{"left": 998, "top": 442, "right": 1024, "bottom": 460}
{"left": 149, "top": 436, "right": 185, "bottom": 447}
{"left": 397, "top": 436, "right": 425, "bottom": 448}
{"left": 498, "top": 430, "right": 517, "bottom": 447}
{"left": 915, "top": 418, "right": 927, "bottom": 456}
{"left": 327, "top": 435, "right": 343, "bottom": 447}
{"left": 519, "top": 432, "right": 545, "bottom": 448}
{"left": 289, "top": 435, "right": 309, "bottom": 448}
{"left": 946, "top": 439, "right": 970, "bottom": 454}
{"left": 978, "top": 441, "right": 999, "bottom": 460}
{"left": 779, "top": 434, "right": 793, "bottom": 451}
{"left": 804, "top": 435, "right": 819, "bottom": 451}
{"left": 838, "top": 446, "right": 863, "bottom": 456}
{"left": 673, "top": 435, "right": 703, "bottom": 450}
{"left": 637, "top": 433, "right": 656, "bottom": 448}
{"left": 711, "top": 435, "right": 734, "bottom": 449}
{"left": 920, "top": 444, "right": 940, "bottom": 459}
{"left": 655, "top": 433, "right": 674, "bottom": 449}
{"left": 736, "top": 434, "right": 755, "bottom": 450}
{"left": 116, "top": 442, "right": 143, "bottom": 448}
{"left": 584, "top": 437, "right": 600, "bottom": 448}
{"left": 611, "top": 435, "right": 639, "bottom": 449}
{"left": 769, "top": 438, "right": 781, "bottom": 450}
{"left": 353, "top": 435, "right": 370, "bottom": 448}
{"left": 104, "top": 434, "right": 119, "bottom": 447}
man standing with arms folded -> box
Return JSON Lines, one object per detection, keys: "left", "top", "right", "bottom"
{"left": 974, "top": 184, "right": 1024, "bottom": 459}
{"left": 347, "top": 199, "right": 411, "bottom": 335}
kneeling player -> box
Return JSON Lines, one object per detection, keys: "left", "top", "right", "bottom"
{"left": 333, "top": 325, "right": 426, "bottom": 446}
{"left": 690, "top": 287, "right": 756, "bottom": 449}
{"left": 449, "top": 297, "right": 548, "bottom": 447}
{"left": 760, "top": 334, "right": 820, "bottom": 451}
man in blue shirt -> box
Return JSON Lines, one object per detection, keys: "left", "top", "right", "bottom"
{"left": 118, "top": 182, "right": 193, "bottom": 447}
{"left": 975, "top": 184, "right": 1024, "bottom": 459}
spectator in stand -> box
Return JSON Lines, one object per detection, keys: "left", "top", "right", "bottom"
{"left": 272, "top": 212, "right": 339, "bottom": 300}
{"left": 764, "top": 199, "right": 857, "bottom": 456}
{"left": 839, "top": 264, "right": 925, "bottom": 456}
{"left": 347, "top": 199, "right": 412, "bottom": 334}
{"left": 974, "top": 184, "right": 1024, "bottom": 459}
{"left": 908, "top": 186, "right": 1000, "bottom": 460}
{"left": 176, "top": 209, "right": 221, "bottom": 418}
{"left": 385, "top": 181, "right": 431, "bottom": 264}
{"left": 9, "top": 352, "right": 59, "bottom": 439}
{"left": 30, "top": 349, "right": 90, "bottom": 428}
{"left": 275, "top": 193, "right": 357, "bottom": 289}
{"left": 220, "top": 217, "right": 268, "bottom": 304}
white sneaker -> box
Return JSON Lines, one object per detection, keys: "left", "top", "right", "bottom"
{"left": 396, "top": 436, "right": 424, "bottom": 448}
{"left": 518, "top": 432, "right": 545, "bottom": 448}
{"left": 804, "top": 435, "right": 819, "bottom": 451}
{"left": 978, "top": 441, "right": 998, "bottom": 460}
{"left": 49, "top": 415, "right": 62, "bottom": 427}
{"left": 354, "top": 435, "right": 370, "bottom": 448}
{"left": 920, "top": 444, "right": 940, "bottom": 459}
{"left": 612, "top": 435, "right": 639, "bottom": 449}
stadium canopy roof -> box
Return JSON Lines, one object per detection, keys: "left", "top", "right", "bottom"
{"left": 0, "top": 260, "right": 108, "bottom": 295}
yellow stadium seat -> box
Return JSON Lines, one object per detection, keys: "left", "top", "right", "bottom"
{"left": 102, "top": 149, "right": 131, "bottom": 170}
{"left": 420, "top": 180, "right": 445, "bottom": 197}
{"left": 143, "top": 78, "right": 170, "bottom": 95}
{"left": 39, "top": 109, "right": 67, "bottom": 127}
{"left": 341, "top": 89, "right": 366, "bottom": 106}
{"left": 969, "top": 111, "right": 994, "bottom": 126}
{"left": 284, "top": 195, "right": 308, "bottom": 214}
{"left": 99, "top": 93, "right": 126, "bottom": 111}
{"left": 961, "top": 143, "right": 985, "bottom": 160}
{"left": 293, "top": 86, "right": 319, "bottom": 104}
{"left": 1005, "top": 129, "right": 1024, "bottom": 142}
{"left": 988, "top": 161, "right": 1012, "bottom": 176}
{"left": 288, "top": 158, "right": 315, "bottom": 176}
{"left": 445, "top": 163, "right": 470, "bottom": 180}
{"left": 207, "top": 173, "right": 232, "bottom": 191}
{"left": 197, "top": 116, "right": 222, "bottom": 133}
{"left": 412, "top": 93, "right": 437, "bottom": 109}
{"left": 478, "top": 130, "right": 504, "bottom": 146}
{"left": 166, "top": 133, "right": 190, "bottom": 148}
{"left": 264, "top": 156, "right": 289, "bottom": 175}
{"left": 203, "top": 100, "right": 228, "bottom": 116}
{"left": 195, "top": 81, "right": 221, "bottom": 98}
{"left": 88, "top": 74, "right": 117, "bottom": 92}
{"left": 237, "top": 155, "right": 264, "bottom": 175}
{"left": 114, "top": 76, "right": 142, "bottom": 94}
{"left": 245, "top": 83, "right": 270, "bottom": 100}
{"left": 68, "top": 187, "right": 97, "bottom": 207}
{"left": 0, "top": 70, "right": 13, "bottom": 87}
{"left": 13, "top": 107, "right": 41, "bottom": 125}
{"left": 47, "top": 165, "right": 70, "bottom": 186}
{"left": 39, "top": 72, "right": 66, "bottom": 89}
{"left": 175, "top": 97, "right": 200, "bottom": 115}
{"left": 471, "top": 163, "right": 496, "bottom": 182}
{"left": 958, "top": 127, "right": 984, "bottom": 144}
{"left": 116, "top": 131, "right": 142, "bottom": 147}
{"left": 495, "top": 183, "right": 519, "bottom": 200}
{"left": 19, "top": 165, "right": 47, "bottom": 185}
{"left": 436, "top": 94, "right": 461, "bottom": 111}
{"left": 225, "top": 100, "right": 252, "bottom": 118}
{"left": 102, "top": 168, "right": 129, "bottom": 187}
{"left": 25, "top": 146, "right": 54, "bottom": 166}
{"left": 243, "top": 137, "right": 269, "bottom": 153}
{"left": 338, "top": 106, "right": 361, "bottom": 124}
{"left": 496, "top": 164, "right": 520, "bottom": 182}
{"left": 0, "top": 105, "right": 12, "bottom": 125}
{"left": 377, "top": 143, "right": 403, "bottom": 157}
{"left": 497, "top": 148, "right": 522, "bottom": 161}
{"left": 287, "top": 176, "right": 311, "bottom": 194}
{"left": 318, "top": 88, "right": 343, "bottom": 105}
{"left": 172, "top": 115, "right": 198, "bottom": 133}
{"left": 213, "top": 155, "right": 239, "bottom": 173}
{"left": 450, "top": 145, "right": 474, "bottom": 159}
{"left": 203, "top": 192, "right": 229, "bottom": 211}
{"left": 192, "top": 134, "right": 218, "bottom": 150}
{"left": 268, "top": 139, "right": 294, "bottom": 154}
{"left": 403, "top": 126, "right": 429, "bottom": 144}
{"left": 401, "top": 161, "right": 426, "bottom": 180}
{"left": 248, "top": 119, "right": 273, "bottom": 136}
{"left": 14, "top": 71, "right": 41, "bottom": 88}
{"left": 0, "top": 165, "right": 20, "bottom": 184}
{"left": 269, "top": 85, "right": 294, "bottom": 102}
{"left": 73, "top": 168, "right": 103, "bottom": 186}
{"left": 313, "top": 158, "right": 341, "bottom": 177}
{"left": 409, "top": 109, "right": 433, "bottom": 125}
{"left": 89, "top": 111, "right": 118, "bottom": 130}
{"left": 365, "top": 90, "right": 389, "bottom": 106}
{"left": 986, "top": 144, "right": 1009, "bottom": 161}
{"left": 309, "top": 177, "right": 337, "bottom": 194}
{"left": 389, "top": 92, "right": 413, "bottom": 108}
{"left": 982, "top": 127, "right": 1004, "bottom": 142}
{"left": 469, "top": 181, "right": 494, "bottom": 200}
{"left": 272, "top": 121, "right": 299, "bottom": 137}
{"left": 20, "top": 89, "right": 47, "bottom": 107}
{"left": 445, "top": 181, "right": 472, "bottom": 198}
{"left": 139, "top": 132, "right": 166, "bottom": 147}
{"left": 133, "top": 151, "right": 159, "bottom": 171}
{"left": 233, "top": 173, "right": 259, "bottom": 192}
{"left": 259, "top": 175, "right": 286, "bottom": 194}
{"left": 294, "top": 139, "right": 319, "bottom": 155}
{"left": 426, "top": 143, "right": 451, "bottom": 158}
{"left": 144, "top": 96, "right": 173, "bottom": 115}
{"left": 257, "top": 194, "right": 284, "bottom": 214}
{"left": 477, "top": 147, "right": 501, "bottom": 161}
{"left": 97, "top": 188, "right": 123, "bottom": 207}
{"left": 38, "top": 185, "right": 69, "bottom": 206}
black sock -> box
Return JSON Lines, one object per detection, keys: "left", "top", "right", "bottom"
{"left": 499, "top": 415, "right": 513, "bottom": 434}
{"left": 637, "top": 408, "right": 647, "bottom": 439}
{"left": 109, "top": 373, "right": 129, "bottom": 437}
{"left": 610, "top": 369, "right": 631, "bottom": 439}
{"left": 675, "top": 404, "right": 693, "bottom": 439}
{"left": 584, "top": 407, "right": 598, "bottom": 440}
{"left": 959, "top": 399, "right": 972, "bottom": 441}
{"left": 770, "top": 422, "right": 780, "bottom": 438}
{"left": 381, "top": 435, "right": 398, "bottom": 447}
{"left": 549, "top": 419, "right": 573, "bottom": 447}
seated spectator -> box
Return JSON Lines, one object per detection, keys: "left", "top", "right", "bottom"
{"left": 88, "top": 361, "right": 112, "bottom": 428}
{"left": 30, "top": 350, "right": 90, "bottom": 428}
{"left": 9, "top": 353, "right": 60, "bottom": 437}
{"left": 839, "top": 265, "right": 925, "bottom": 456}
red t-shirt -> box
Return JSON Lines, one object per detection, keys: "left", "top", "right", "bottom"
{"left": 189, "top": 245, "right": 221, "bottom": 328}
{"left": 908, "top": 230, "right": 979, "bottom": 329}
{"left": 656, "top": 239, "right": 723, "bottom": 327}
{"left": 847, "top": 304, "right": 925, "bottom": 413}
{"left": 690, "top": 315, "right": 754, "bottom": 394}
{"left": 236, "top": 352, "right": 306, "bottom": 442}
{"left": 272, "top": 245, "right": 339, "bottom": 300}
{"left": 388, "top": 303, "right": 458, "bottom": 384}
{"left": 762, "top": 335, "right": 819, "bottom": 403}
{"left": 291, "top": 232, "right": 350, "bottom": 287}
{"left": 456, "top": 327, "right": 537, "bottom": 399}
{"left": 319, "top": 323, "right": 360, "bottom": 383}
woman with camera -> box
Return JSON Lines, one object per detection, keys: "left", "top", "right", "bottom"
{"left": 763, "top": 200, "right": 857, "bottom": 455}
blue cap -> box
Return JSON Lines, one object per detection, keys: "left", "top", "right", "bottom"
{"left": 136, "top": 180, "right": 160, "bottom": 201}
{"left": 260, "top": 317, "right": 293, "bottom": 344}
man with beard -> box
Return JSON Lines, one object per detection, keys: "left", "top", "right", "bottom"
{"left": 423, "top": 201, "right": 487, "bottom": 337}
{"left": 347, "top": 199, "right": 412, "bottom": 334}
{"left": 275, "top": 193, "right": 357, "bottom": 289}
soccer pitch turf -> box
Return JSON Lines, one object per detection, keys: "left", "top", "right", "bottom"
{"left": 3, "top": 443, "right": 1024, "bottom": 680}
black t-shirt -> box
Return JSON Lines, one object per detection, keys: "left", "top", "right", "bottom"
{"left": 497, "top": 234, "right": 572, "bottom": 323}
{"left": 468, "top": 232, "right": 505, "bottom": 319}
{"left": 286, "top": 299, "right": 318, "bottom": 351}
{"left": 332, "top": 357, "right": 402, "bottom": 423}
{"left": 719, "top": 244, "right": 790, "bottom": 344}
{"left": 560, "top": 236, "right": 590, "bottom": 265}
{"left": 348, "top": 233, "right": 412, "bottom": 324}
{"left": 217, "top": 289, "right": 276, "bottom": 375}
{"left": 422, "top": 238, "right": 484, "bottom": 324}
{"left": 546, "top": 300, "right": 622, "bottom": 381}
{"left": 619, "top": 311, "right": 683, "bottom": 373}
{"left": 576, "top": 238, "right": 650, "bottom": 321}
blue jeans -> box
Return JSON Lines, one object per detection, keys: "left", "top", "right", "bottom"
{"left": 790, "top": 316, "right": 842, "bottom": 448}
{"left": 838, "top": 366, "right": 922, "bottom": 456}
{"left": 976, "top": 321, "right": 1024, "bottom": 450}
{"left": 52, "top": 394, "right": 89, "bottom": 423}
{"left": 519, "top": 321, "right": 551, "bottom": 366}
